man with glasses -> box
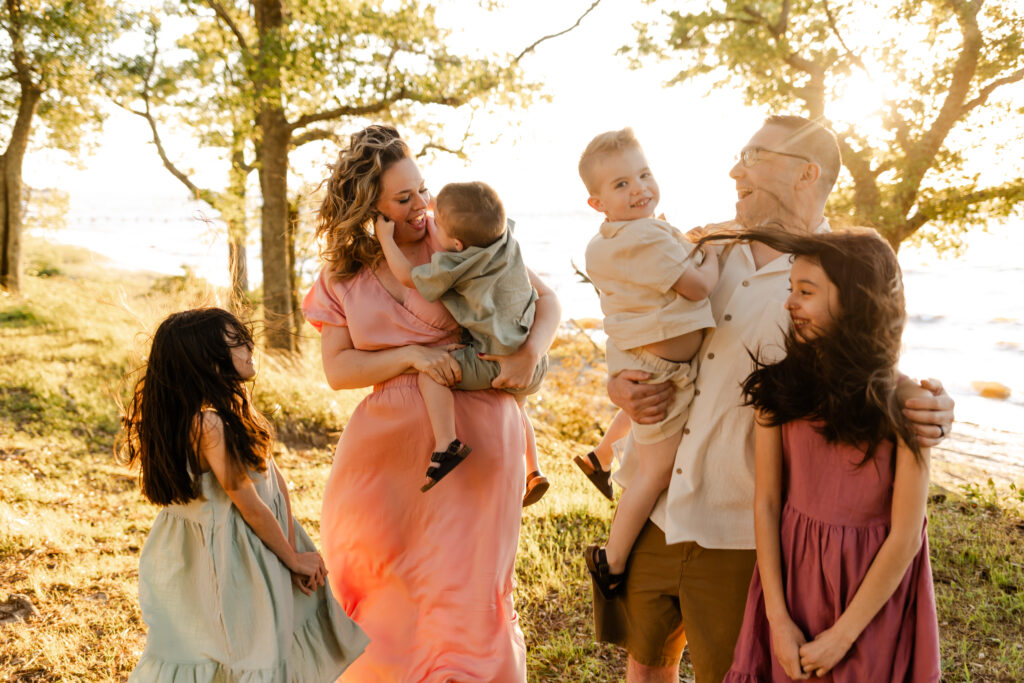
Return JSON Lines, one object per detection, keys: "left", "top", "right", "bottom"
{"left": 595, "top": 115, "right": 955, "bottom": 682}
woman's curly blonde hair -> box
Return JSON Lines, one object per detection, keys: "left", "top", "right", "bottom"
{"left": 315, "top": 124, "right": 411, "bottom": 279}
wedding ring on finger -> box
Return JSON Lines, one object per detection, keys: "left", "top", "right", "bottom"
{"left": 938, "top": 424, "right": 945, "bottom": 438}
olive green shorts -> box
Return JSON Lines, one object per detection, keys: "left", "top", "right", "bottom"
{"left": 451, "top": 345, "right": 548, "bottom": 396}
{"left": 592, "top": 520, "right": 756, "bottom": 681}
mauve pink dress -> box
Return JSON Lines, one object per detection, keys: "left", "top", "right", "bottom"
{"left": 302, "top": 253, "right": 527, "bottom": 682}
{"left": 726, "top": 420, "right": 940, "bottom": 682}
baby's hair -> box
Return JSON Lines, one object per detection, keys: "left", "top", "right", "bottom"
{"left": 578, "top": 127, "right": 643, "bottom": 194}
{"left": 316, "top": 124, "right": 410, "bottom": 279}
{"left": 117, "top": 308, "right": 273, "bottom": 505}
{"left": 435, "top": 181, "right": 506, "bottom": 248}
{"left": 703, "top": 227, "right": 921, "bottom": 463}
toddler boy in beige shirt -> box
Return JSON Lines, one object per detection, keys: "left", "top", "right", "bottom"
{"left": 578, "top": 128, "right": 720, "bottom": 596}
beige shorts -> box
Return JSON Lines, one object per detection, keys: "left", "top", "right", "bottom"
{"left": 605, "top": 341, "right": 696, "bottom": 445}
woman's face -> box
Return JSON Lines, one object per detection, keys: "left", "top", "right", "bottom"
{"left": 375, "top": 157, "right": 431, "bottom": 245}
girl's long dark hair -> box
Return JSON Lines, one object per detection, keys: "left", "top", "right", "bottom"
{"left": 702, "top": 227, "right": 922, "bottom": 464}
{"left": 117, "top": 308, "right": 273, "bottom": 505}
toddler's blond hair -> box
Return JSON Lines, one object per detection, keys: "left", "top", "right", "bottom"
{"left": 578, "top": 127, "right": 643, "bottom": 194}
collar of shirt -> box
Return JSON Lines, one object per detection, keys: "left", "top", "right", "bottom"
{"left": 598, "top": 217, "right": 673, "bottom": 239}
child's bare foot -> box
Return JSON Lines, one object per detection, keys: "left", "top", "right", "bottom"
{"left": 421, "top": 439, "right": 471, "bottom": 492}
{"left": 574, "top": 451, "right": 614, "bottom": 500}
{"left": 522, "top": 470, "right": 549, "bottom": 507}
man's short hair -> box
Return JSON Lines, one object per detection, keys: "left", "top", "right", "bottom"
{"left": 435, "top": 181, "right": 506, "bottom": 248}
{"left": 764, "top": 115, "right": 842, "bottom": 193}
{"left": 578, "top": 128, "right": 643, "bottom": 194}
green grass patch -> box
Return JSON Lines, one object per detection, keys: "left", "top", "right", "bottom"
{"left": 1, "top": 238, "right": 1021, "bottom": 681}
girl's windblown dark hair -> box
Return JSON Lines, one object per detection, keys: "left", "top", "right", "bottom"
{"left": 702, "top": 227, "right": 921, "bottom": 463}
{"left": 117, "top": 308, "right": 273, "bottom": 505}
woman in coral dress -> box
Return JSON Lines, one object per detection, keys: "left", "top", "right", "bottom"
{"left": 302, "top": 124, "right": 560, "bottom": 682}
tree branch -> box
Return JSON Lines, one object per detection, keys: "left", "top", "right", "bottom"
{"left": 822, "top": 0, "right": 867, "bottom": 72}
{"left": 290, "top": 127, "right": 338, "bottom": 148}
{"left": 204, "top": 0, "right": 251, "bottom": 57}
{"left": 123, "top": 90, "right": 221, "bottom": 210}
{"left": 415, "top": 142, "right": 468, "bottom": 160}
{"left": 901, "top": 0, "right": 983, "bottom": 210}
{"left": 774, "top": 0, "right": 791, "bottom": 35}
{"left": 961, "top": 67, "right": 1024, "bottom": 113}
{"left": 289, "top": 100, "right": 395, "bottom": 132}
{"left": 513, "top": 0, "right": 601, "bottom": 63}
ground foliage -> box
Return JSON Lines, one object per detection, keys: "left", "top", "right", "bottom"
{"left": 1, "top": 239, "right": 1022, "bottom": 680}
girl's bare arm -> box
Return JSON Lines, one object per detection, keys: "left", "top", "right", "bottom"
{"left": 754, "top": 417, "right": 809, "bottom": 680}
{"left": 200, "top": 413, "right": 324, "bottom": 585}
{"left": 798, "top": 438, "right": 930, "bottom": 675}
{"left": 320, "top": 323, "right": 461, "bottom": 390}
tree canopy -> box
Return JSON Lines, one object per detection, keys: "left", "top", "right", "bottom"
{"left": 629, "top": 0, "right": 1024, "bottom": 250}
{"left": 116, "top": 0, "right": 536, "bottom": 350}
{"left": 1, "top": 0, "right": 125, "bottom": 292}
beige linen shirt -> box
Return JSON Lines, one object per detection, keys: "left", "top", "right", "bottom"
{"left": 614, "top": 219, "right": 830, "bottom": 549}
{"left": 585, "top": 217, "right": 714, "bottom": 350}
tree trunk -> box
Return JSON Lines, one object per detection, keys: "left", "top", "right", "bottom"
{"left": 287, "top": 198, "right": 303, "bottom": 348}
{"left": 254, "top": 0, "right": 294, "bottom": 353}
{"left": 1, "top": 83, "right": 42, "bottom": 294}
{"left": 257, "top": 108, "right": 294, "bottom": 352}
{"left": 226, "top": 155, "right": 249, "bottom": 314}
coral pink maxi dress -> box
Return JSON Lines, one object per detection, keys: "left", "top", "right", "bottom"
{"left": 303, "top": 250, "right": 527, "bottom": 683}
{"left": 725, "top": 420, "right": 940, "bottom": 682}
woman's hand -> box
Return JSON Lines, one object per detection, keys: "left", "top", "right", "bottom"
{"left": 607, "top": 370, "right": 674, "bottom": 424}
{"left": 479, "top": 345, "right": 541, "bottom": 391}
{"left": 798, "top": 625, "right": 854, "bottom": 678}
{"left": 899, "top": 377, "right": 954, "bottom": 447}
{"left": 769, "top": 617, "right": 810, "bottom": 680}
{"left": 407, "top": 344, "right": 463, "bottom": 387}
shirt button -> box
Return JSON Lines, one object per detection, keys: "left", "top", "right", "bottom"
{"left": 683, "top": 428, "right": 691, "bottom": 435}
{"left": 694, "top": 388, "right": 701, "bottom": 396}
{"left": 707, "top": 352, "right": 715, "bottom": 359}
{"left": 742, "top": 280, "right": 749, "bottom": 287}
{"left": 676, "top": 468, "right": 682, "bottom": 475}
{"left": 724, "top": 314, "right": 732, "bottom": 321}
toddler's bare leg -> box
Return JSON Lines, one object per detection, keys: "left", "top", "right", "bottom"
{"left": 418, "top": 372, "right": 458, "bottom": 454}
{"left": 593, "top": 409, "right": 632, "bottom": 470}
{"left": 603, "top": 429, "right": 683, "bottom": 574}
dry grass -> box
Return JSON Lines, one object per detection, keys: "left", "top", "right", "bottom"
{"left": 1, "top": 238, "right": 1022, "bottom": 681}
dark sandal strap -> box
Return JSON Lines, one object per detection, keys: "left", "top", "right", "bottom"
{"left": 421, "top": 439, "right": 472, "bottom": 491}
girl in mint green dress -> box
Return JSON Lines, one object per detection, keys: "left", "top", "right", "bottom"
{"left": 119, "top": 308, "right": 367, "bottom": 682}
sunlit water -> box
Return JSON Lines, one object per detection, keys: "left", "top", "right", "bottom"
{"left": 31, "top": 196, "right": 1024, "bottom": 435}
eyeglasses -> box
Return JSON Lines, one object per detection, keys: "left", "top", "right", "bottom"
{"left": 736, "top": 147, "right": 812, "bottom": 168}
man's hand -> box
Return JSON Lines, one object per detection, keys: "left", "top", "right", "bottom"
{"left": 900, "top": 377, "right": 955, "bottom": 447}
{"left": 607, "top": 370, "right": 673, "bottom": 424}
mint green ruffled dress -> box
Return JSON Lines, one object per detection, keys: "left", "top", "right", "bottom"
{"left": 130, "top": 464, "right": 368, "bottom": 682}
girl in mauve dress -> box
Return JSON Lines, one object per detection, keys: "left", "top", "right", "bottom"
{"left": 721, "top": 229, "right": 940, "bottom": 682}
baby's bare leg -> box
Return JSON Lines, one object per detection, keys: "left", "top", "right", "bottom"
{"left": 603, "top": 429, "right": 683, "bottom": 574}
{"left": 592, "top": 409, "right": 632, "bottom": 470}
{"left": 516, "top": 395, "right": 540, "bottom": 474}
{"left": 418, "top": 372, "right": 458, "bottom": 454}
